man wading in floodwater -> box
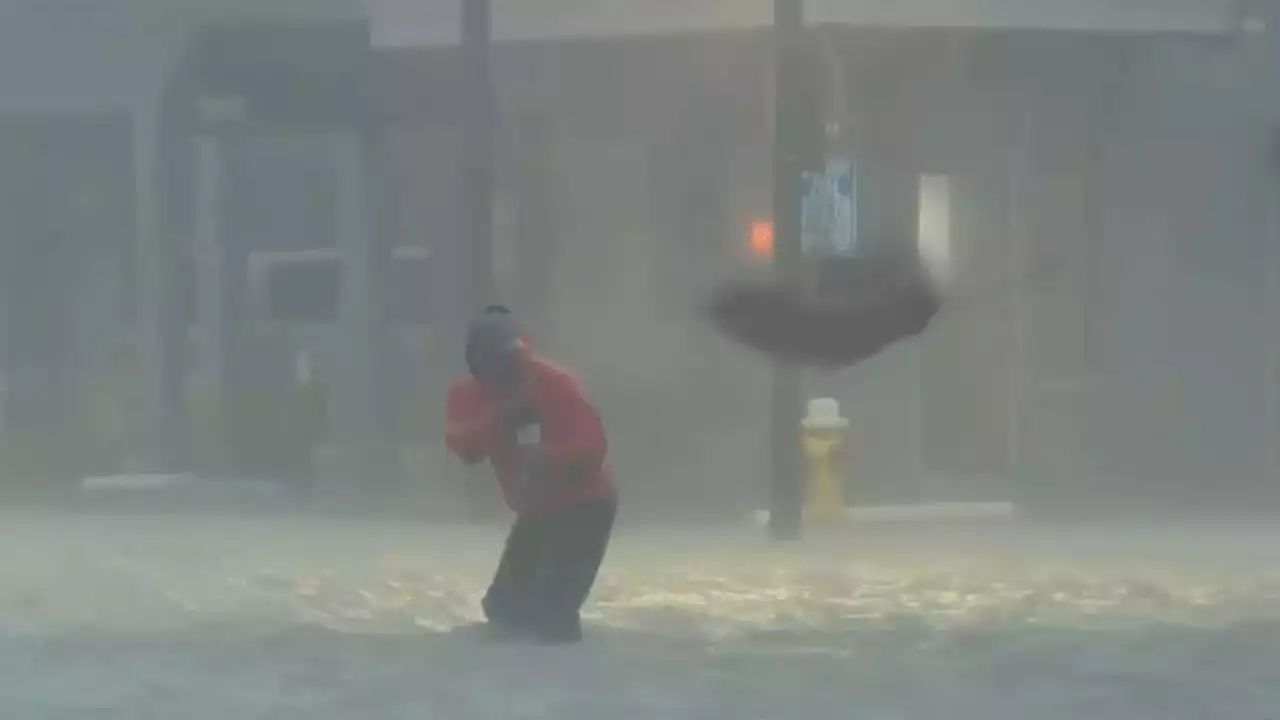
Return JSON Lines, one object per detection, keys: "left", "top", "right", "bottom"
{"left": 445, "top": 307, "right": 617, "bottom": 644}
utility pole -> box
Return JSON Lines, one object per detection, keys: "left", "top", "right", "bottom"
{"left": 462, "top": 0, "right": 497, "bottom": 314}
{"left": 423, "top": 0, "right": 495, "bottom": 509}
{"left": 768, "top": 0, "right": 808, "bottom": 540}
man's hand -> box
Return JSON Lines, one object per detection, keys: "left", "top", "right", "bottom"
{"left": 503, "top": 403, "right": 540, "bottom": 433}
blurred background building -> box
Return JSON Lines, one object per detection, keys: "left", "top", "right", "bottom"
{"left": 0, "top": 0, "right": 1275, "bottom": 519}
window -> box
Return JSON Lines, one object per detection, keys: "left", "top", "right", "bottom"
{"left": 251, "top": 247, "right": 431, "bottom": 325}
{"left": 918, "top": 174, "right": 953, "bottom": 286}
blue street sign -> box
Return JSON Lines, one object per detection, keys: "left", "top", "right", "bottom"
{"left": 801, "top": 158, "right": 856, "bottom": 257}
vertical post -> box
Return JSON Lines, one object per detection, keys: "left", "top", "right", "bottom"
{"left": 135, "top": 105, "right": 185, "bottom": 472}
{"left": 1005, "top": 107, "right": 1032, "bottom": 493}
{"left": 335, "top": 132, "right": 394, "bottom": 499}
{"left": 1259, "top": 1, "right": 1280, "bottom": 492}
{"left": 908, "top": 173, "right": 926, "bottom": 497}
{"left": 512, "top": 113, "right": 557, "bottom": 344}
{"left": 1266, "top": 157, "right": 1278, "bottom": 488}
{"left": 192, "top": 136, "right": 227, "bottom": 462}
{"left": 462, "top": 0, "right": 497, "bottom": 311}
{"left": 768, "top": 0, "right": 807, "bottom": 540}
{"left": 192, "top": 132, "right": 251, "bottom": 472}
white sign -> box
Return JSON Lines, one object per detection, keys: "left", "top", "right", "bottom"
{"left": 801, "top": 158, "right": 856, "bottom": 257}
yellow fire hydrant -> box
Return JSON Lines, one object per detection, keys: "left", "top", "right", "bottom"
{"left": 801, "top": 397, "right": 849, "bottom": 520}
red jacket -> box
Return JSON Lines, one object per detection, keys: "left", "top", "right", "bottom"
{"left": 445, "top": 353, "right": 615, "bottom": 516}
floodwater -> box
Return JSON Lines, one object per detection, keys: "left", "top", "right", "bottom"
{"left": 0, "top": 510, "right": 1277, "bottom": 719}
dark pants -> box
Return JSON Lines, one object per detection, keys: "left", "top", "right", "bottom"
{"left": 482, "top": 496, "right": 616, "bottom": 643}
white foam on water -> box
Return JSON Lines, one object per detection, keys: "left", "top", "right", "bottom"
{"left": 0, "top": 512, "right": 1276, "bottom": 719}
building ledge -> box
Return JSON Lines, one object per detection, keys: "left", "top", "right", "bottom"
{"left": 372, "top": 0, "right": 1246, "bottom": 48}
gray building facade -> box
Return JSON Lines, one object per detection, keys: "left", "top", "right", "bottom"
{"left": 0, "top": 0, "right": 1274, "bottom": 519}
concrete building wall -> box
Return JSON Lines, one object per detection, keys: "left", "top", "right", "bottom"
{"left": 1068, "top": 30, "right": 1278, "bottom": 512}
{"left": 0, "top": 2, "right": 175, "bottom": 115}
{"left": 833, "top": 30, "right": 1280, "bottom": 514}
{"left": 418, "top": 27, "right": 1278, "bottom": 517}
{"left": 2, "top": 0, "right": 1260, "bottom": 509}
{"left": 0, "top": 2, "right": 185, "bottom": 477}
{"left": 838, "top": 30, "right": 1280, "bottom": 514}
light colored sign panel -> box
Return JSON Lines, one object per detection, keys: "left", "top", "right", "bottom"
{"left": 801, "top": 158, "right": 856, "bottom": 257}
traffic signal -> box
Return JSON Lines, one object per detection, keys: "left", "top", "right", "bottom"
{"left": 748, "top": 219, "right": 775, "bottom": 259}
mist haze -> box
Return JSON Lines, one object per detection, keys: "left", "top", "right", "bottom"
{"left": 0, "top": 0, "right": 1276, "bottom": 717}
